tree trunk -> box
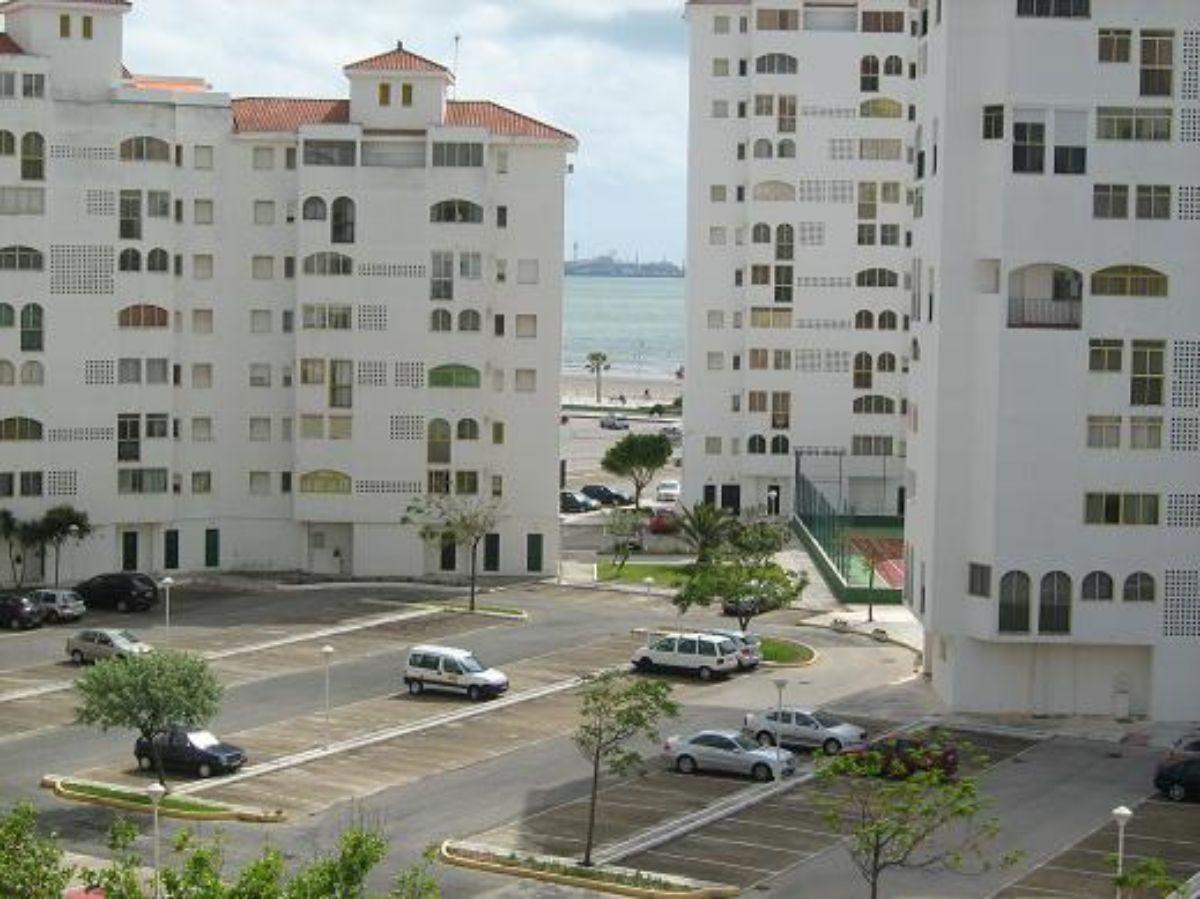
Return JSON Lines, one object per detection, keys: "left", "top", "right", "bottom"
{"left": 594, "top": 368, "right": 602, "bottom": 404}
{"left": 868, "top": 565, "right": 876, "bottom": 623}
{"left": 633, "top": 484, "right": 642, "bottom": 511}
{"left": 468, "top": 540, "right": 478, "bottom": 613}
{"left": 150, "top": 735, "right": 167, "bottom": 788}
{"left": 53, "top": 544, "right": 60, "bottom": 587}
{"left": 582, "top": 743, "right": 602, "bottom": 867}
{"left": 738, "top": 610, "right": 753, "bottom": 632}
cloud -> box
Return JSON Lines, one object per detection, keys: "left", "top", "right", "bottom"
{"left": 117, "top": 0, "right": 687, "bottom": 259}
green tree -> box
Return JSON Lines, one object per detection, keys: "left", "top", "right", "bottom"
{"left": 585, "top": 351, "right": 610, "bottom": 404}
{"left": 403, "top": 496, "right": 501, "bottom": 613}
{"left": 1111, "top": 855, "right": 1183, "bottom": 898}
{"left": 41, "top": 505, "right": 92, "bottom": 587}
{"left": 75, "top": 650, "right": 223, "bottom": 787}
{"left": 600, "top": 433, "right": 672, "bottom": 510}
{"left": 573, "top": 673, "right": 678, "bottom": 867}
{"left": 729, "top": 520, "right": 791, "bottom": 567}
{"left": 606, "top": 508, "right": 644, "bottom": 573}
{"left": 0, "top": 802, "right": 74, "bottom": 899}
{"left": 675, "top": 559, "right": 807, "bottom": 632}
{"left": 677, "top": 502, "right": 737, "bottom": 566}
{"left": 816, "top": 749, "right": 1018, "bottom": 899}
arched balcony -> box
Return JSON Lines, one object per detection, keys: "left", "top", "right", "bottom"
{"left": 1007, "top": 263, "right": 1082, "bottom": 329}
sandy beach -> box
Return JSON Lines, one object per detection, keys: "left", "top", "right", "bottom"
{"left": 561, "top": 372, "right": 684, "bottom": 408}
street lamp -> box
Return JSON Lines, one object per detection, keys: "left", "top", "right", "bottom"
{"left": 1112, "top": 805, "right": 1132, "bottom": 898}
{"left": 643, "top": 576, "right": 655, "bottom": 595}
{"left": 64, "top": 524, "right": 80, "bottom": 587}
{"left": 146, "top": 781, "right": 166, "bottom": 899}
{"left": 321, "top": 644, "right": 335, "bottom": 746}
{"left": 772, "top": 678, "right": 788, "bottom": 750}
{"left": 159, "top": 576, "right": 175, "bottom": 638}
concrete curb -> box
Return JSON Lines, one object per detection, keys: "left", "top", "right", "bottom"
{"left": 792, "top": 618, "right": 923, "bottom": 657}
{"left": 413, "top": 603, "right": 529, "bottom": 621}
{"left": 41, "top": 775, "right": 284, "bottom": 823}
{"left": 277, "top": 580, "right": 474, "bottom": 593}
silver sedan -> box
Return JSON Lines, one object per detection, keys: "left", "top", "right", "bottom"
{"left": 663, "top": 729, "right": 795, "bottom": 782}
{"left": 743, "top": 708, "right": 867, "bottom": 754}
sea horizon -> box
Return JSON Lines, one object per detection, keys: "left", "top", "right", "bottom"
{"left": 562, "top": 275, "right": 684, "bottom": 379}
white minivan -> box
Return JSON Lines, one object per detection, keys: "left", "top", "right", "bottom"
{"left": 631, "top": 632, "right": 739, "bottom": 680}
{"left": 403, "top": 645, "right": 509, "bottom": 701}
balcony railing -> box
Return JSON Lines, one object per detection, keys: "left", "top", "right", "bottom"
{"left": 771, "top": 413, "right": 790, "bottom": 430}
{"left": 1007, "top": 297, "right": 1081, "bottom": 330}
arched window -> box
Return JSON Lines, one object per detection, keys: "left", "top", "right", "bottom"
{"left": 853, "top": 352, "right": 873, "bottom": 389}
{"left": 1123, "top": 572, "right": 1155, "bottom": 602}
{"left": 999, "top": 572, "right": 1031, "bottom": 633}
{"left": 0, "top": 416, "right": 43, "bottom": 440}
{"left": 1039, "top": 572, "right": 1072, "bottom": 634}
{"left": 118, "top": 248, "right": 141, "bottom": 272}
{"left": 430, "top": 199, "right": 484, "bottom": 224}
{"left": 878, "top": 310, "right": 898, "bottom": 330}
{"left": 119, "top": 136, "right": 170, "bottom": 162}
{"left": 877, "top": 352, "right": 897, "bottom": 373}
{"left": 428, "top": 364, "right": 481, "bottom": 388}
{"left": 911, "top": 338, "right": 921, "bottom": 362}
{"left": 0, "top": 130, "right": 14, "bottom": 156}
{"left": 747, "top": 435, "right": 767, "bottom": 455}
{"left": 457, "top": 418, "right": 480, "bottom": 441}
{"left": 431, "top": 309, "right": 452, "bottom": 332}
{"left": 0, "top": 360, "right": 12, "bottom": 385}
{"left": 118, "top": 304, "right": 169, "bottom": 329}
{"left": 302, "top": 197, "right": 327, "bottom": 221}
{"left": 777, "top": 139, "right": 796, "bottom": 159}
{"left": 21, "top": 132, "right": 44, "bottom": 180}
{"left": 298, "top": 470, "right": 351, "bottom": 494}
{"left": 751, "top": 223, "right": 771, "bottom": 244}
{"left": 854, "top": 310, "right": 874, "bottom": 330}
{"left": 770, "top": 435, "right": 790, "bottom": 455}
{"left": 19, "top": 303, "right": 42, "bottom": 351}
{"left": 753, "top": 181, "right": 796, "bottom": 202}
{"left": 853, "top": 395, "right": 895, "bottom": 414}
{"left": 756, "top": 53, "right": 798, "bottom": 75}
{"left": 776, "top": 224, "right": 794, "bottom": 261}
{"left": 1091, "top": 265, "right": 1168, "bottom": 298}
{"left": 860, "top": 55, "right": 880, "bottom": 92}
{"left": 147, "top": 248, "right": 170, "bottom": 272}
{"left": 884, "top": 55, "right": 904, "bottom": 76}
{"left": 856, "top": 267, "right": 898, "bottom": 287}
{"left": 860, "top": 97, "right": 903, "bottom": 119}
{"left": 303, "top": 252, "right": 354, "bottom": 276}
{"left": 0, "top": 246, "right": 43, "bottom": 271}
{"left": 0, "top": 303, "right": 12, "bottom": 327}
{"left": 753, "top": 139, "right": 774, "bottom": 160}
{"left": 1081, "top": 571, "right": 1113, "bottom": 601}
{"left": 331, "top": 197, "right": 356, "bottom": 243}
{"left": 457, "top": 309, "right": 481, "bottom": 332}
{"left": 19, "top": 360, "right": 42, "bottom": 385}
{"left": 428, "top": 419, "right": 452, "bottom": 464}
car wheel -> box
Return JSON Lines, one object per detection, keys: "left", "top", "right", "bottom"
{"left": 407, "top": 680, "right": 423, "bottom": 696}
{"left": 756, "top": 731, "right": 776, "bottom": 748}
{"left": 751, "top": 763, "right": 774, "bottom": 783}
{"left": 697, "top": 666, "right": 713, "bottom": 681}
{"left": 197, "top": 763, "right": 212, "bottom": 779}
{"left": 467, "top": 685, "right": 482, "bottom": 702}
{"left": 71, "top": 650, "right": 84, "bottom": 665}
{"left": 116, "top": 599, "right": 128, "bottom": 613}
{"left": 1168, "top": 783, "right": 1187, "bottom": 802}
{"left": 822, "top": 738, "right": 842, "bottom": 756}
{"left": 675, "top": 755, "right": 697, "bottom": 775}
{"left": 634, "top": 657, "right": 653, "bottom": 673}
{"left": 137, "top": 755, "right": 152, "bottom": 771}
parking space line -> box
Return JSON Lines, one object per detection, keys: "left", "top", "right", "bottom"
{"left": 998, "top": 885, "right": 1086, "bottom": 897}
{"left": 637, "top": 848, "right": 780, "bottom": 876}
{"left": 684, "top": 832, "right": 808, "bottom": 856}
{"left": 721, "top": 816, "right": 839, "bottom": 839}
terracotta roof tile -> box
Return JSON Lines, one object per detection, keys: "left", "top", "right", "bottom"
{"left": 446, "top": 100, "right": 575, "bottom": 143}
{"left": 345, "top": 46, "right": 451, "bottom": 77}
{"left": 0, "top": 33, "right": 24, "bottom": 55}
{"left": 0, "top": 0, "right": 128, "bottom": 7}
{"left": 231, "top": 98, "right": 349, "bottom": 133}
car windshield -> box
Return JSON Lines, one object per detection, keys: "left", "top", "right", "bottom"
{"left": 717, "top": 639, "right": 738, "bottom": 655}
{"left": 188, "top": 731, "right": 219, "bottom": 749}
{"left": 460, "top": 655, "right": 485, "bottom": 674}
{"left": 813, "top": 712, "right": 843, "bottom": 728}
{"left": 733, "top": 734, "right": 760, "bottom": 752}
{"left": 115, "top": 630, "right": 140, "bottom": 644}
{"left": 65, "top": 592, "right": 83, "bottom": 602}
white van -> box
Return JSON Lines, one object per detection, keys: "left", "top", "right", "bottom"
{"left": 631, "top": 632, "right": 739, "bottom": 680}
{"left": 403, "top": 645, "right": 509, "bottom": 701}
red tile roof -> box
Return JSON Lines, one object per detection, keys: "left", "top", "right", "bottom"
{"left": 446, "top": 100, "right": 575, "bottom": 143}
{"left": 0, "top": 33, "right": 24, "bottom": 55}
{"left": 345, "top": 46, "right": 452, "bottom": 77}
{"left": 0, "top": 0, "right": 128, "bottom": 7}
{"left": 231, "top": 97, "right": 349, "bottom": 133}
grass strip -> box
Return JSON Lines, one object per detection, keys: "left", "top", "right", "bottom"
{"left": 494, "top": 852, "right": 683, "bottom": 891}
{"left": 596, "top": 561, "right": 693, "bottom": 588}
{"left": 62, "top": 781, "right": 230, "bottom": 815}
{"left": 760, "top": 636, "right": 815, "bottom": 664}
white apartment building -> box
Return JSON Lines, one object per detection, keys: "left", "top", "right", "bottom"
{"left": 683, "top": 0, "right": 911, "bottom": 521}
{"left": 0, "top": 0, "right": 575, "bottom": 581}
{"left": 686, "top": 0, "right": 1200, "bottom": 721}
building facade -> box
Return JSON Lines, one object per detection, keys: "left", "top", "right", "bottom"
{"left": 0, "top": 0, "right": 574, "bottom": 581}
{"left": 686, "top": 0, "right": 1200, "bottom": 720}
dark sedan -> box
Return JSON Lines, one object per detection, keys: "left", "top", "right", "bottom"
{"left": 135, "top": 729, "right": 246, "bottom": 779}
{"left": 560, "top": 491, "right": 600, "bottom": 514}
{"left": 0, "top": 594, "right": 43, "bottom": 630}
{"left": 1156, "top": 757, "right": 1200, "bottom": 802}
{"left": 581, "top": 485, "right": 631, "bottom": 506}
{"left": 75, "top": 572, "right": 159, "bottom": 612}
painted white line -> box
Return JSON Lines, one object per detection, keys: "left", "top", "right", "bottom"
{"left": 719, "top": 817, "right": 839, "bottom": 840}
{"left": 634, "top": 847, "right": 778, "bottom": 876}
{"left": 684, "top": 832, "right": 808, "bottom": 856}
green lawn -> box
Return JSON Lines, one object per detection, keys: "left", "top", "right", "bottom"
{"left": 596, "top": 561, "right": 693, "bottom": 587}
{"left": 760, "top": 637, "right": 815, "bottom": 665}
{"left": 60, "top": 780, "right": 230, "bottom": 815}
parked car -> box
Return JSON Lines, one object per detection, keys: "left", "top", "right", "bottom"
{"left": 663, "top": 729, "right": 795, "bottom": 782}
{"left": 1155, "top": 756, "right": 1200, "bottom": 802}
{"left": 702, "top": 629, "right": 762, "bottom": 669}
{"left": 599, "top": 414, "right": 630, "bottom": 430}
{"left": 631, "top": 632, "right": 740, "bottom": 681}
{"left": 1164, "top": 732, "right": 1200, "bottom": 762}
{"left": 845, "top": 736, "right": 959, "bottom": 779}
{"left": 74, "top": 572, "right": 159, "bottom": 612}
{"left": 30, "top": 589, "right": 87, "bottom": 623}
{"left": 580, "top": 484, "right": 631, "bottom": 507}
{"left": 655, "top": 479, "right": 681, "bottom": 503}
{"left": 646, "top": 510, "right": 679, "bottom": 535}
{"left": 0, "top": 594, "right": 43, "bottom": 630}
{"left": 560, "top": 491, "right": 600, "bottom": 514}
{"left": 403, "top": 644, "right": 509, "bottom": 701}
{"left": 66, "top": 628, "right": 151, "bottom": 664}
{"left": 135, "top": 728, "right": 246, "bottom": 779}
{"left": 743, "top": 708, "right": 866, "bottom": 754}
{"left": 721, "top": 595, "right": 762, "bottom": 618}
{"left": 660, "top": 425, "right": 683, "bottom": 445}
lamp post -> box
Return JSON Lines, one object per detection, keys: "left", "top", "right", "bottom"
{"left": 643, "top": 576, "right": 655, "bottom": 596}
{"left": 321, "top": 644, "right": 334, "bottom": 746}
{"left": 64, "top": 523, "right": 79, "bottom": 587}
{"left": 159, "top": 576, "right": 174, "bottom": 638}
{"left": 1112, "top": 805, "right": 1132, "bottom": 898}
{"left": 772, "top": 678, "right": 788, "bottom": 749}
{"left": 146, "top": 781, "right": 166, "bottom": 899}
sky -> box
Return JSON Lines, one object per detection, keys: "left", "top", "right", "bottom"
{"left": 115, "top": 0, "right": 690, "bottom": 264}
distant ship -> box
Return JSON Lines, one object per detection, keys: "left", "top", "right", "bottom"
{"left": 565, "top": 254, "right": 683, "bottom": 278}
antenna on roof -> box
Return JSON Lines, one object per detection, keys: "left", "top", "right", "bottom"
{"left": 451, "top": 34, "right": 461, "bottom": 98}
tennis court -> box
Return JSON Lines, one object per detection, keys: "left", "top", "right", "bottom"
{"left": 846, "top": 530, "right": 905, "bottom": 588}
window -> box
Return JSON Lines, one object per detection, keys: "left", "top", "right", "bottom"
{"left": 862, "top": 11, "right": 904, "bottom": 32}
{"left": 193, "top": 199, "right": 214, "bottom": 224}
{"left": 118, "top": 468, "right": 168, "bottom": 495}
{"left": 118, "top": 191, "right": 142, "bottom": 239}
{"left": 884, "top": 55, "right": 903, "bottom": 76}
{"left": 853, "top": 395, "right": 896, "bottom": 414}
{"left": 458, "top": 309, "right": 481, "bottom": 332}
{"left": 19, "top": 303, "right": 42, "bottom": 351}
{"left": 303, "top": 197, "right": 327, "bottom": 221}
{"left": 711, "top": 100, "right": 729, "bottom": 119}
{"left": 303, "top": 140, "right": 355, "bottom": 166}
{"left": 118, "top": 304, "right": 168, "bottom": 329}
{"left": 431, "top": 142, "right": 483, "bottom": 167}
{"left": 1087, "top": 415, "right": 1121, "bottom": 448}
{"left": 712, "top": 57, "right": 729, "bottom": 77}
{"left": 860, "top": 56, "right": 879, "bottom": 92}
{"left": 299, "top": 471, "right": 352, "bottom": 494}
{"left": 770, "top": 435, "right": 789, "bottom": 455}
{"left": 378, "top": 82, "right": 391, "bottom": 106}
{"left": 191, "top": 363, "right": 213, "bottom": 389}
{"left": 1099, "top": 29, "right": 1131, "bottom": 63}
{"left": 1013, "top": 120, "right": 1045, "bottom": 173}
{"left": 1135, "top": 185, "right": 1170, "bottom": 220}
{"left": 1089, "top": 339, "right": 1122, "bottom": 371}
{"left": 515, "top": 314, "right": 537, "bottom": 338}
{"left": 1054, "top": 145, "right": 1086, "bottom": 174}
{"left": 192, "top": 309, "right": 213, "bottom": 334}
{"left": 303, "top": 252, "right": 353, "bottom": 276}
{"left": 248, "top": 363, "right": 271, "bottom": 387}
{"left": 249, "top": 417, "right": 271, "bottom": 443}
{"left": 861, "top": 98, "right": 902, "bottom": 119}
{"left": 856, "top": 268, "right": 898, "bottom": 288}
{"left": 1140, "top": 30, "right": 1173, "bottom": 97}
{"left": 1123, "top": 572, "right": 1155, "bottom": 602}
{"left": 430, "top": 251, "right": 454, "bottom": 299}
{"left": 853, "top": 352, "right": 873, "bottom": 389}
{"left": 18, "top": 360, "right": 41, "bottom": 385}
{"left": 515, "top": 368, "right": 537, "bottom": 392}
{"left": 1096, "top": 106, "right": 1172, "bottom": 141}
{"left": 59, "top": 13, "right": 71, "bottom": 37}
{"left": 194, "top": 255, "right": 214, "bottom": 279}
{"left": 1082, "top": 571, "right": 1114, "bottom": 601}
{"left": 330, "top": 197, "right": 355, "bottom": 243}
{"left": 20, "top": 132, "right": 44, "bottom": 181}
{"left": 459, "top": 252, "right": 482, "bottom": 280}
{"left": 147, "top": 248, "right": 169, "bottom": 272}
{"left": 851, "top": 435, "right": 893, "bottom": 456}
{"left": 431, "top": 309, "right": 451, "bottom": 332}
{"left": 22, "top": 74, "right": 44, "bottom": 99}
{"left": 253, "top": 200, "right": 275, "bottom": 225}
{"left": 1129, "top": 416, "right": 1162, "bottom": 450}
{"left": 1039, "top": 572, "right": 1072, "bottom": 635}
{"left": 191, "top": 417, "right": 213, "bottom": 442}
{"left": 429, "top": 364, "right": 480, "bottom": 389}
{"left": 1016, "top": 0, "right": 1089, "bottom": 17}
{"left": 756, "top": 9, "right": 799, "bottom": 30}
{"left": 756, "top": 53, "right": 797, "bottom": 75}
{"left": 120, "top": 136, "right": 170, "bottom": 162}
{"left": 402, "top": 84, "right": 413, "bottom": 107}
{"left": 1093, "top": 184, "right": 1129, "bottom": 219}
{"left": 19, "top": 472, "right": 42, "bottom": 497}
{"left": 1084, "top": 492, "right": 1159, "bottom": 525}
{"left": 968, "top": 563, "right": 991, "bottom": 598}
{"left": 747, "top": 435, "right": 766, "bottom": 455}
{"left": 194, "top": 145, "right": 213, "bottom": 169}
{"left": 299, "top": 415, "right": 323, "bottom": 439}
{"left": 328, "top": 416, "right": 352, "bottom": 440}
{"left": 328, "top": 360, "right": 353, "bottom": 408}
{"left": 860, "top": 138, "right": 902, "bottom": 160}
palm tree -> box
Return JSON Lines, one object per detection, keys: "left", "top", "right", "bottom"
{"left": 585, "top": 351, "right": 611, "bottom": 404}
{"left": 678, "top": 502, "right": 738, "bottom": 566}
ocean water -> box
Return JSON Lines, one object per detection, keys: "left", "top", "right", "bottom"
{"left": 563, "top": 276, "right": 684, "bottom": 378}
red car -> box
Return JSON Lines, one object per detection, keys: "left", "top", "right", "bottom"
{"left": 647, "top": 511, "right": 679, "bottom": 535}
{"left": 846, "top": 737, "right": 959, "bottom": 779}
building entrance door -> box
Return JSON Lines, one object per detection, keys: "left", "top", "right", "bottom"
{"left": 121, "top": 532, "right": 138, "bottom": 571}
